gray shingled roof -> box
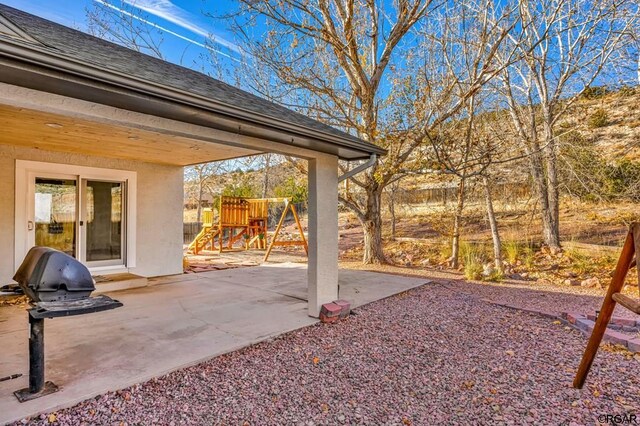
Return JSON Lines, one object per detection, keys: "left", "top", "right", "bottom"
{"left": 0, "top": 3, "right": 383, "bottom": 156}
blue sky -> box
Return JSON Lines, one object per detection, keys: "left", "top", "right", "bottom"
{"left": 1, "top": 0, "right": 241, "bottom": 70}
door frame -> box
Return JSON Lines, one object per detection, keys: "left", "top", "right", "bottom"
{"left": 15, "top": 160, "right": 137, "bottom": 274}
{"left": 79, "top": 178, "right": 127, "bottom": 268}
{"left": 29, "top": 172, "right": 79, "bottom": 259}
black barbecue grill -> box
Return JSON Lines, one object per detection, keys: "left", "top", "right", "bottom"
{"left": 12, "top": 247, "right": 122, "bottom": 402}
{"left": 14, "top": 246, "right": 95, "bottom": 302}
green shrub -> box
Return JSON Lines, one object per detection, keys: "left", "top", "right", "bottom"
{"left": 503, "top": 240, "right": 520, "bottom": 264}
{"left": 464, "top": 261, "right": 484, "bottom": 280}
{"left": 461, "top": 241, "right": 486, "bottom": 280}
{"left": 486, "top": 268, "right": 505, "bottom": 282}
{"left": 273, "top": 176, "right": 308, "bottom": 203}
{"left": 618, "top": 85, "right": 636, "bottom": 97}
{"left": 603, "top": 160, "right": 640, "bottom": 201}
{"left": 522, "top": 246, "right": 535, "bottom": 269}
{"left": 565, "top": 247, "right": 598, "bottom": 275}
{"left": 502, "top": 239, "right": 536, "bottom": 267}
{"left": 588, "top": 109, "right": 609, "bottom": 128}
{"left": 581, "top": 86, "right": 609, "bottom": 100}
{"left": 558, "top": 130, "right": 608, "bottom": 200}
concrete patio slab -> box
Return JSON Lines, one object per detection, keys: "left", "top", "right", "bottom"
{"left": 0, "top": 264, "right": 428, "bottom": 424}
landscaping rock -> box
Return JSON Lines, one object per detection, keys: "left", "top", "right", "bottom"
{"left": 628, "top": 338, "right": 640, "bottom": 353}
{"left": 333, "top": 300, "right": 351, "bottom": 319}
{"left": 574, "top": 318, "right": 595, "bottom": 333}
{"left": 564, "top": 279, "right": 580, "bottom": 286}
{"left": 14, "top": 282, "right": 640, "bottom": 426}
{"left": 319, "top": 302, "right": 342, "bottom": 324}
{"left": 580, "top": 277, "right": 600, "bottom": 288}
{"left": 603, "top": 329, "right": 631, "bottom": 346}
{"left": 482, "top": 263, "right": 495, "bottom": 277}
{"left": 566, "top": 312, "right": 586, "bottom": 324}
{"left": 612, "top": 317, "right": 637, "bottom": 327}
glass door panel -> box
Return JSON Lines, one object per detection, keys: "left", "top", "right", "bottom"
{"left": 34, "top": 178, "right": 77, "bottom": 257}
{"left": 84, "top": 180, "right": 124, "bottom": 264}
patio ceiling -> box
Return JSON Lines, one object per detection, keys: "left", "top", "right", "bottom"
{"left": 0, "top": 104, "right": 261, "bottom": 166}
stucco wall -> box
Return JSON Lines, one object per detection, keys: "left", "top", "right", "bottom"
{"left": 0, "top": 144, "right": 184, "bottom": 283}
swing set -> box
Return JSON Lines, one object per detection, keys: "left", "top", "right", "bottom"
{"left": 187, "top": 196, "right": 307, "bottom": 262}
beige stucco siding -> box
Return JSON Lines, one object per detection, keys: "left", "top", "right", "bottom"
{"left": 0, "top": 144, "right": 184, "bottom": 283}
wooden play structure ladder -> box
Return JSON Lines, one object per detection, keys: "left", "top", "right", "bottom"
{"left": 187, "top": 208, "right": 219, "bottom": 254}
{"left": 187, "top": 197, "right": 307, "bottom": 259}
{"left": 574, "top": 223, "right": 640, "bottom": 388}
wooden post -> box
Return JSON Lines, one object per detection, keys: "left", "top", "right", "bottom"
{"left": 573, "top": 228, "right": 635, "bottom": 388}
{"left": 263, "top": 200, "right": 289, "bottom": 262}
{"left": 263, "top": 200, "right": 308, "bottom": 262}
{"left": 290, "top": 203, "right": 308, "bottom": 255}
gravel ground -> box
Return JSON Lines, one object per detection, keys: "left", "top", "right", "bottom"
{"left": 342, "top": 262, "right": 640, "bottom": 321}
{"left": 14, "top": 281, "right": 640, "bottom": 426}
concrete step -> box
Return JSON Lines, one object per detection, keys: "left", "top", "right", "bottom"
{"left": 93, "top": 273, "right": 147, "bottom": 294}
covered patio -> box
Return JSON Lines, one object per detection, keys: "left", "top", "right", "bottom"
{"left": 0, "top": 3, "right": 386, "bottom": 321}
{"left": 0, "top": 265, "right": 428, "bottom": 424}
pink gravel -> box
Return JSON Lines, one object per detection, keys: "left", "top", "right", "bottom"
{"left": 443, "top": 277, "right": 640, "bottom": 321}
{"left": 13, "top": 282, "right": 640, "bottom": 425}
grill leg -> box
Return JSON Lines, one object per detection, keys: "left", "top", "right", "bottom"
{"left": 14, "top": 313, "right": 58, "bottom": 402}
{"left": 29, "top": 315, "right": 45, "bottom": 393}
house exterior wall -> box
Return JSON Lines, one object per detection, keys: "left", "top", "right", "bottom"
{"left": 0, "top": 144, "right": 184, "bottom": 283}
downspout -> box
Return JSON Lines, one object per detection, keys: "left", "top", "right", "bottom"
{"left": 338, "top": 154, "right": 377, "bottom": 182}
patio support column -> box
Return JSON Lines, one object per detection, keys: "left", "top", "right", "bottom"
{"left": 307, "top": 153, "right": 339, "bottom": 317}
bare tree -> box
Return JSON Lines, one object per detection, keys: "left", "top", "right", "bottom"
{"left": 85, "top": 0, "right": 165, "bottom": 58}
{"left": 385, "top": 179, "right": 403, "bottom": 241}
{"left": 221, "top": 0, "right": 516, "bottom": 264}
{"left": 496, "top": 0, "right": 639, "bottom": 251}
{"left": 184, "top": 163, "right": 225, "bottom": 223}
{"left": 482, "top": 175, "right": 503, "bottom": 272}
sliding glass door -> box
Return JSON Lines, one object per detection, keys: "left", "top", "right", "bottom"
{"left": 34, "top": 177, "right": 77, "bottom": 257}
{"left": 30, "top": 174, "right": 127, "bottom": 268}
{"left": 81, "top": 179, "right": 125, "bottom": 266}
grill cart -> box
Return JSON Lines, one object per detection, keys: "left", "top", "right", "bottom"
{"left": 12, "top": 247, "right": 122, "bottom": 402}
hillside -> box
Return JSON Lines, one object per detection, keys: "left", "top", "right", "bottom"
{"left": 184, "top": 86, "right": 640, "bottom": 199}
{"left": 562, "top": 87, "right": 640, "bottom": 160}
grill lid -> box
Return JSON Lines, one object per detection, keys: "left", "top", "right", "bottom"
{"left": 13, "top": 247, "right": 95, "bottom": 301}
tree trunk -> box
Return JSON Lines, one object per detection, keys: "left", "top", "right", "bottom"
{"left": 450, "top": 177, "right": 466, "bottom": 269}
{"left": 527, "top": 148, "right": 560, "bottom": 250}
{"left": 543, "top": 127, "right": 561, "bottom": 251}
{"left": 387, "top": 185, "right": 398, "bottom": 241}
{"left": 388, "top": 196, "right": 396, "bottom": 241}
{"left": 196, "top": 180, "right": 204, "bottom": 224}
{"left": 483, "top": 175, "right": 503, "bottom": 272}
{"left": 362, "top": 187, "right": 387, "bottom": 264}
{"left": 262, "top": 153, "right": 271, "bottom": 199}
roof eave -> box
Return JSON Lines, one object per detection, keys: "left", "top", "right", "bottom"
{"left": 0, "top": 39, "right": 386, "bottom": 160}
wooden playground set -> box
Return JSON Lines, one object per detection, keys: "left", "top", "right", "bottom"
{"left": 187, "top": 196, "right": 307, "bottom": 262}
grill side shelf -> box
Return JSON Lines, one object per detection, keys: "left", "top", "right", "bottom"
{"left": 29, "top": 295, "right": 123, "bottom": 319}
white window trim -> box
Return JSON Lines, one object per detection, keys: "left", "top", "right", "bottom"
{"left": 14, "top": 160, "right": 137, "bottom": 273}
